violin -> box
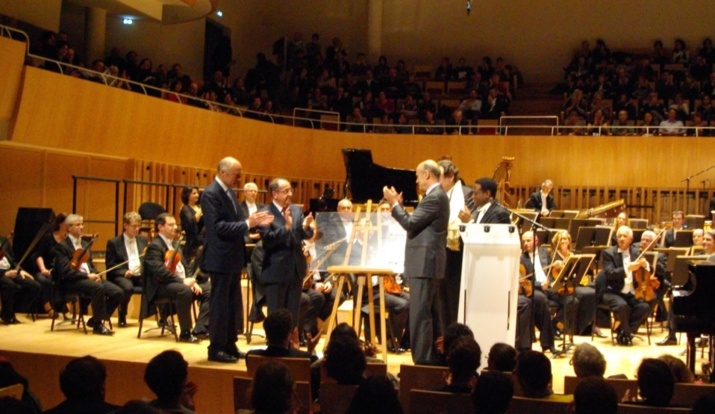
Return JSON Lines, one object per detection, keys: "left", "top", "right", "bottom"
{"left": 0, "top": 232, "right": 13, "bottom": 261}
{"left": 164, "top": 232, "right": 184, "bottom": 273}
{"left": 633, "top": 229, "right": 665, "bottom": 302}
{"left": 70, "top": 234, "right": 98, "bottom": 271}
{"left": 518, "top": 264, "right": 533, "bottom": 297}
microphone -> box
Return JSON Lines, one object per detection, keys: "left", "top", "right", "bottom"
{"left": 466, "top": 0, "right": 472, "bottom": 15}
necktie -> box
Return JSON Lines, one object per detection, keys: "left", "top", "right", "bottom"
{"left": 227, "top": 189, "right": 238, "bottom": 214}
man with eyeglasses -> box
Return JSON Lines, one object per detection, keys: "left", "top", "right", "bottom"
{"left": 259, "top": 178, "right": 314, "bottom": 331}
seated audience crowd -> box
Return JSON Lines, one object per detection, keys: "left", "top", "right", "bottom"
{"left": 561, "top": 37, "right": 715, "bottom": 136}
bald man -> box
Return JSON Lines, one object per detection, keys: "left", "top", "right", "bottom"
{"left": 384, "top": 159, "right": 449, "bottom": 364}
{"left": 201, "top": 157, "right": 273, "bottom": 363}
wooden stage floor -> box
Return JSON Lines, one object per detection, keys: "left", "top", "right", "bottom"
{"left": 0, "top": 312, "right": 702, "bottom": 413}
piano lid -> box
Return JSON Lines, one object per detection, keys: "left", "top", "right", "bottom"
{"left": 342, "top": 149, "right": 419, "bottom": 206}
{"left": 672, "top": 261, "right": 715, "bottom": 334}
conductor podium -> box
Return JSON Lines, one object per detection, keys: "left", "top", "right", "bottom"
{"left": 458, "top": 223, "right": 521, "bottom": 368}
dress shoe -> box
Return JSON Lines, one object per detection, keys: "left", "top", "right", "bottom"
{"left": 191, "top": 330, "right": 209, "bottom": 339}
{"left": 86, "top": 317, "right": 98, "bottom": 328}
{"left": 657, "top": 336, "right": 678, "bottom": 346}
{"left": 93, "top": 325, "right": 114, "bottom": 336}
{"left": 179, "top": 333, "right": 202, "bottom": 344}
{"left": 1, "top": 316, "right": 20, "bottom": 325}
{"left": 118, "top": 315, "right": 127, "bottom": 328}
{"left": 225, "top": 346, "right": 246, "bottom": 359}
{"left": 625, "top": 335, "right": 633, "bottom": 346}
{"left": 542, "top": 347, "right": 558, "bottom": 354}
{"left": 208, "top": 351, "right": 238, "bottom": 363}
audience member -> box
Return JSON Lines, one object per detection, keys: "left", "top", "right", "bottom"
{"left": 486, "top": 343, "right": 516, "bottom": 373}
{"left": 324, "top": 336, "right": 366, "bottom": 385}
{"left": 144, "top": 350, "right": 196, "bottom": 414}
{"left": 0, "top": 356, "right": 41, "bottom": 414}
{"left": 250, "top": 361, "right": 296, "bottom": 414}
{"left": 626, "top": 358, "right": 675, "bottom": 407}
{"left": 658, "top": 354, "right": 695, "bottom": 383}
{"left": 245, "top": 308, "right": 318, "bottom": 362}
{"left": 345, "top": 375, "right": 403, "bottom": 414}
{"left": 571, "top": 343, "right": 606, "bottom": 378}
{"left": 439, "top": 322, "right": 475, "bottom": 366}
{"left": 514, "top": 351, "right": 568, "bottom": 400}
{"left": 472, "top": 370, "right": 514, "bottom": 414}
{"left": 437, "top": 336, "right": 480, "bottom": 393}
{"left": 692, "top": 392, "right": 715, "bottom": 414}
{"left": 44, "top": 356, "right": 118, "bottom": 414}
{"left": 572, "top": 377, "right": 618, "bottom": 414}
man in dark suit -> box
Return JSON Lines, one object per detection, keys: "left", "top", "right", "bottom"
{"left": 142, "top": 213, "right": 209, "bottom": 343}
{"left": 0, "top": 234, "right": 41, "bottom": 324}
{"left": 437, "top": 159, "right": 475, "bottom": 327}
{"left": 383, "top": 160, "right": 449, "bottom": 364}
{"left": 598, "top": 225, "right": 652, "bottom": 346}
{"left": 458, "top": 177, "right": 511, "bottom": 225}
{"left": 245, "top": 308, "right": 318, "bottom": 362}
{"left": 105, "top": 211, "right": 147, "bottom": 327}
{"left": 201, "top": 157, "right": 273, "bottom": 363}
{"left": 53, "top": 214, "right": 122, "bottom": 335}
{"left": 259, "top": 178, "right": 314, "bottom": 329}
{"left": 663, "top": 210, "right": 686, "bottom": 247}
{"left": 525, "top": 179, "right": 556, "bottom": 216}
{"left": 518, "top": 231, "right": 557, "bottom": 354}
{"left": 239, "top": 182, "right": 266, "bottom": 243}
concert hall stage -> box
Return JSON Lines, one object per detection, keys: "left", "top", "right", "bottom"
{"left": 0, "top": 311, "right": 699, "bottom": 413}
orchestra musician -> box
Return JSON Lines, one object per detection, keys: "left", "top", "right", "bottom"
{"left": 518, "top": 231, "right": 556, "bottom": 354}
{"left": 525, "top": 179, "right": 557, "bottom": 216}
{"left": 142, "top": 213, "right": 210, "bottom": 343}
{"left": 610, "top": 211, "right": 630, "bottom": 246}
{"left": 259, "top": 178, "right": 313, "bottom": 331}
{"left": 239, "top": 182, "right": 266, "bottom": 243}
{"left": 35, "top": 213, "right": 68, "bottom": 316}
{"left": 105, "top": 212, "right": 147, "bottom": 327}
{"left": 596, "top": 226, "right": 652, "bottom": 346}
{"left": 663, "top": 210, "right": 686, "bottom": 247}
{"left": 0, "top": 234, "right": 41, "bottom": 324}
{"left": 53, "top": 214, "right": 122, "bottom": 335}
{"left": 550, "top": 231, "right": 598, "bottom": 337}
{"left": 438, "top": 159, "right": 476, "bottom": 327}
{"left": 179, "top": 186, "right": 204, "bottom": 261}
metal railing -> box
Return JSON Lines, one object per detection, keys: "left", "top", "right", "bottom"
{"left": 3, "top": 24, "right": 715, "bottom": 138}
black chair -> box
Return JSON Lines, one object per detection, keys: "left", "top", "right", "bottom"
{"left": 136, "top": 274, "right": 179, "bottom": 342}
{"left": 50, "top": 292, "right": 88, "bottom": 334}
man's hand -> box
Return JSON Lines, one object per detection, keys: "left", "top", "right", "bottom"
{"left": 303, "top": 212, "right": 314, "bottom": 229}
{"left": 249, "top": 232, "right": 261, "bottom": 240}
{"left": 541, "top": 281, "right": 550, "bottom": 290}
{"left": 284, "top": 207, "right": 293, "bottom": 229}
{"left": 19, "top": 270, "right": 34, "bottom": 280}
{"left": 180, "top": 381, "right": 198, "bottom": 411}
{"left": 382, "top": 186, "right": 399, "bottom": 205}
{"left": 315, "top": 282, "right": 332, "bottom": 294}
{"left": 190, "top": 283, "right": 202, "bottom": 295}
{"left": 627, "top": 260, "right": 645, "bottom": 272}
{"left": 458, "top": 206, "right": 472, "bottom": 223}
{"left": 306, "top": 330, "right": 322, "bottom": 354}
{"left": 541, "top": 209, "right": 549, "bottom": 216}
{"left": 88, "top": 273, "right": 100, "bottom": 282}
{"left": 4, "top": 269, "right": 18, "bottom": 279}
{"left": 124, "top": 270, "right": 135, "bottom": 278}
{"left": 41, "top": 269, "right": 51, "bottom": 277}
{"left": 183, "top": 278, "right": 196, "bottom": 288}
{"left": 248, "top": 211, "right": 274, "bottom": 228}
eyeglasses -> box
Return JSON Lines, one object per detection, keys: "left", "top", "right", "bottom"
{"left": 277, "top": 188, "right": 293, "bottom": 195}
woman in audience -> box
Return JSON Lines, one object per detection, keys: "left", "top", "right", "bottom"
{"left": 672, "top": 39, "right": 691, "bottom": 65}
{"left": 486, "top": 343, "right": 516, "bottom": 373}
{"left": 658, "top": 354, "right": 695, "bottom": 383}
{"left": 624, "top": 358, "right": 675, "bottom": 407}
{"left": 585, "top": 108, "right": 609, "bottom": 136}
{"left": 641, "top": 111, "right": 659, "bottom": 136}
{"left": 563, "top": 89, "right": 589, "bottom": 119}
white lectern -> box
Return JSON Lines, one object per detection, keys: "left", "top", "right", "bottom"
{"left": 458, "top": 223, "right": 521, "bottom": 368}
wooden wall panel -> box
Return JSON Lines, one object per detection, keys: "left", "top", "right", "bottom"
{"left": 11, "top": 66, "right": 715, "bottom": 195}
{"left": 0, "top": 37, "right": 26, "bottom": 135}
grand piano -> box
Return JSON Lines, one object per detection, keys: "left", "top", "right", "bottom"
{"left": 342, "top": 149, "right": 418, "bottom": 206}
{"left": 672, "top": 261, "right": 715, "bottom": 373}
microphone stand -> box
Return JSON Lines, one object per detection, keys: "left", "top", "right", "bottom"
{"left": 680, "top": 164, "right": 715, "bottom": 213}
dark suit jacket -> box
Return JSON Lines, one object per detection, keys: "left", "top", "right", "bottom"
{"left": 53, "top": 238, "right": 97, "bottom": 283}
{"left": 476, "top": 202, "right": 511, "bottom": 224}
{"left": 520, "top": 247, "right": 552, "bottom": 285}
{"left": 200, "top": 179, "right": 249, "bottom": 274}
{"left": 105, "top": 234, "right": 148, "bottom": 281}
{"left": 525, "top": 191, "right": 557, "bottom": 212}
{"left": 179, "top": 204, "right": 204, "bottom": 257}
{"left": 392, "top": 185, "right": 450, "bottom": 279}
{"left": 239, "top": 200, "right": 266, "bottom": 243}
{"left": 142, "top": 236, "right": 186, "bottom": 308}
{"left": 245, "top": 345, "right": 317, "bottom": 363}
{"left": 601, "top": 245, "right": 639, "bottom": 293}
{"left": 259, "top": 203, "right": 313, "bottom": 284}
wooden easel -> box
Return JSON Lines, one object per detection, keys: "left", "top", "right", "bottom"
{"left": 323, "top": 200, "right": 393, "bottom": 362}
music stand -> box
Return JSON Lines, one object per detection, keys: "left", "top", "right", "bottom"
{"left": 672, "top": 230, "right": 695, "bottom": 248}
{"left": 550, "top": 254, "right": 595, "bottom": 357}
